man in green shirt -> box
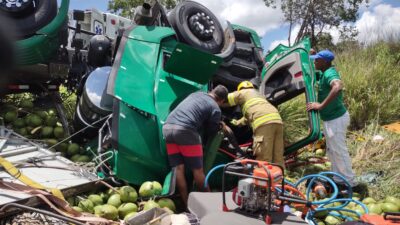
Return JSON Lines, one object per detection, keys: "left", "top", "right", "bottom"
{"left": 307, "top": 50, "right": 365, "bottom": 196}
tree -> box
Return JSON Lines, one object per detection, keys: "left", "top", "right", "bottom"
{"left": 264, "top": 0, "right": 368, "bottom": 47}
{"left": 315, "top": 32, "right": 335, "bottom": 50}
{"left": 108, "top": 0, "right": 178, "bottom": 18}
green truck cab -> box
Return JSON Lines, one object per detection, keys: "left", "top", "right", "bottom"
{"left": 71, "top": 1, "right": 320, "bottom": 192}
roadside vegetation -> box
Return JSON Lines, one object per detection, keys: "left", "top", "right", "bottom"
{"left": 338, "top": 41, "right": 400, "bottom": 198}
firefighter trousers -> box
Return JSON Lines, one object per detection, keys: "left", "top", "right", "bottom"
{"left": 253, "top": 123, "right": 284, "bottom": 167}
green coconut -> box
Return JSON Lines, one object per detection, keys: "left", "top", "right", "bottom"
{"left": 118, "top": 203, "right": 138, "bottom": 219}
{"left": 41, "top": 126, "right": 54, "bottom": 138}
{"left": 29, "top": 114, "right": 43, "bottom": 127}
{"left": 325, "top": 162, "right": 332, "bottom": 168}
{"left": 66, "top": 196, "right": 76, "bottom": 206}
{"left": 67, "top": 143, "right": 80, "bottom": 156}
{"left": 107, "top": 188, "right": 119, "bottom": 196}
{"left": 124, "top": 212, "right": 137, "bottom": 222}
{"left": 107, "top": 194, "right": 122, "bottom": 208}
{"left": 76, "top": 155, "right": 91, "bottom": 162}
{"left": 53, "top": 126, "right": 65, "bottom": 138}
{"left": 78, "top": 199, "right": 94, "bottom": 213}
{"left": 70, "top": 154, "right": 81, "bottom": 162}
{"left": 381, "top": 202, "right": 399, "bottom": 213}
{"left": 315, "top": 148, "right": 326, "bottom": 157}
{"left": 362, "top": 197, "right": 377, "bottom": 204}
{"left": 157, "top": 198, "right": 176, "bottom": 212}
{"left": 88, "top": 194, "right": 103, "bottom": 206}
{"left": 94, "top": 204, "right": 119, "bottom": 221}
{"left": 143, "top": 200, "right": 159, "bottom": 211}
{"left": 45, "top": 139, "right": 58, "bottom": 147}
{"left": 324, "top": 215, "right": 341, "bottom": 225}
{"left": 368, "top": 203, "right": 382, "bottom": 215}
{"left": 24, "top": 115, "right": 31, "bottom": 124}
{"left": 72, "top": 206, "right": 83, "bottom": 212}
{"left": 385, "top": 196, "right": 400, "bottom": 208}
{"left": 354, "top": 205, "right": 366, "bottom": 215}
{"left": 4, "top": 111, "right": 18, "bottom": 123}
{"left": 162, "top": 207, "right": 174, "bottom": 215}
{"left": 120, "top": 186, "right": 138, "bottom": 203}
{"left": 48, "top": 109, "right": 56, "bottom": 116}
{"left": 45, "top": 116, "right": 58, "bottom": 127}
{"left": 12, "top": 118, "right": 25, "bottom": 128}
{"left": 139, "top": 181, "right": 163, "bottom": 197}
{"left": 17, "top": 127, "right": 28, "bottom": 136}
{"left": 139, "top": 182, "right": 154, "bottom": 197}
{"left": 152, "top": 181, "right": 162, "bottom": 195}
{"left": 35, "top": 110, "right": 48, "bottom": 120}
{"left": 55, "top": 142, "right": 68, "bottom": 152}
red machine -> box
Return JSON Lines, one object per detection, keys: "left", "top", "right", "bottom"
{"left": 361, "top": 212, "right": 400, "bottom": 225}
{"left": 221, "top": 160, "right": 286, "bottom": 224}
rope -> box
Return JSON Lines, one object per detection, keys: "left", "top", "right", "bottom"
{"left": 93, "top": 151, "right": 114, "bottom": 173}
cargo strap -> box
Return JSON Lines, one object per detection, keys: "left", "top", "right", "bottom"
{"left": 242, "top": 97, "right": 266, "bottom": 115}
{"left": 0, "top": 156, "right": 65, "bottom": 200}
{"left": 252, "top": 113, "right": 282, "bottom": 130}
{"left": 0, "top": 181, "right": 115, "bottom": 224}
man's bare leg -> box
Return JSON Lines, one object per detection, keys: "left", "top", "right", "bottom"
{"left": 176, "top": 164, "right": 188, "bottom": 206}
{"left": 192, "top": 167, "right": 210, "bottom": 192}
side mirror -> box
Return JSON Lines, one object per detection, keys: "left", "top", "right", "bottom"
{"left": 73, "top": 10, "right": 85, "bottom": 21}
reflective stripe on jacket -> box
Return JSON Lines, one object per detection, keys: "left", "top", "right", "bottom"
{"left": 227, "top": 89, "right": 282, "bottom": 130}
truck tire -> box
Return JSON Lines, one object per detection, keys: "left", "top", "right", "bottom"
{"left": 213, "top": 28, "right": 264, "bottom": 91}
{"left": 0, "top": 0, "right": 58, "bottom": 38}
{"left": 0, "top": 15, "right": 13, "bottom": 72}
{"left": 216, "top": 21, "right": 236, "bottom": 61}
{"left": 168, "top": 1, "right": 224, "bottom": 54}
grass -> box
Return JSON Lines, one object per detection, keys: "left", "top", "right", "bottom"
{"left": 59, "top": 85, "right": 77, "bottom": 122}
{"left": 278, "top": 95, "right": 309, "bottom": 144}
{"left": 337, "top": 42, "right": 400, "bottom": 198}
{"left": 348, "top": 123, "right": 400, "bottom": 198}
{"left": 336, "top": 42, "right": 400, "bottom": 130}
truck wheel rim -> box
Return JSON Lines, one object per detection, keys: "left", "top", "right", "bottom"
{"left": 188, "top": 11, "right": 215, "bottom": 41}
{"left": 0, "top": 0, "right": 33, "bottom": 13}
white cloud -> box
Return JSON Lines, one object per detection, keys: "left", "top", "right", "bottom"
{"left": 355, "top": 3, "right": 400, "bottom": 44}
{"left": 267, "top": 25, "right": 300, "bottom": 50}
{"left": 278, "top": 3, "right": 400, "bottom": 46}
{"left": 196, "top": 0, "right": 284, "bottom": 36}
{"left": 328, "top": 26, "right": 340, "bottom": 44}
{"left": 268, "top": 39, "right": 287, "bottom": 50}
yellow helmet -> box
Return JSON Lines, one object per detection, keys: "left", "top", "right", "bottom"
{"left": 237, "top": 81, "right": 254, "bottom": 91}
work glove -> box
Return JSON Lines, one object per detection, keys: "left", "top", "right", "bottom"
{"left": 230, "top": 119, "right": 240, "bottom": 126}
{"left": 230, "top": 117, "right": 247, "bottom": 127}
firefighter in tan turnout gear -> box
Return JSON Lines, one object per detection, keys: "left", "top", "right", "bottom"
{"left": 227, "top": 81, "right": 284, "bottom": 166}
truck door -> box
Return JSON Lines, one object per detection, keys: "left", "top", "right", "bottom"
{"left": 260, "top": 38, "right": 320, "bottom": 156}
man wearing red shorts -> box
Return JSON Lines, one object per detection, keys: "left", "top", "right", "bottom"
{"left": 163, "top": 85, "right": 228, "bottom": 206}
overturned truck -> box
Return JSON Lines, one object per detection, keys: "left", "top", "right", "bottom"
{"left": 0, "top": 0, "right": 321, "bottom": 222}
{"left": 71, "top": 0, "right": 321, "bottom": 189}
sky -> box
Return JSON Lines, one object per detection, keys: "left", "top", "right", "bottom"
{"left": 69, "top": 0, "right": 400, "bottom": 51}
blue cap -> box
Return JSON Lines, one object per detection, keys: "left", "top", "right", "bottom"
{"left": 310, "top": 50, "right": 335, "bottom": 62}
